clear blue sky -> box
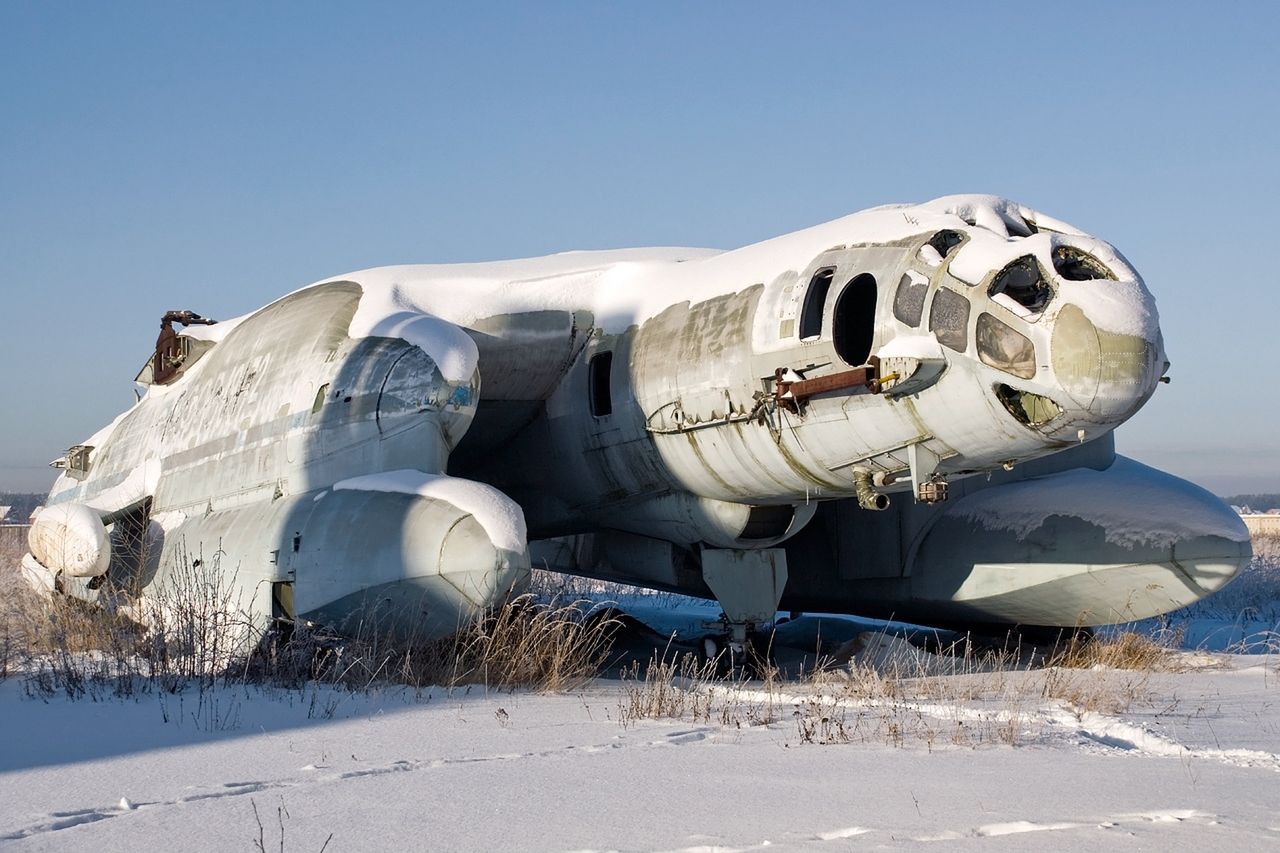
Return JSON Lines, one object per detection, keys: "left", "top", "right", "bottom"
{"left": 2, "top": 2, "right": 1277, "bottom": 495}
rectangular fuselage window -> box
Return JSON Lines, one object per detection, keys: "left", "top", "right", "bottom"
{"left": 929, "top": 287, "right": 971, "bottom": 352}
{"left": 589, "top": 351, "right": 613, "bottom": 417}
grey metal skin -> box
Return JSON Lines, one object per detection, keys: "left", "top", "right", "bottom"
{"left": 35, "top": 283, "right": 528, "bottom": 640}
{"left": 453, "top": 228, "right": 1248, "bottom": 629}
{"left": 542, "top": 436, "right": 1248, "bottom": 629}
{"left": 30, "top": 196, "right": 1252, "bottom": 637}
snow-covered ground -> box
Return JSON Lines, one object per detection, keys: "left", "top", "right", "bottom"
{"left": 1, "top": 658, "right": 1278, "bottom": 851}
{"left": 2, "top": 553, "right": 1278, "bottom": 851}
{"left": 2, "top": 644, "right": 1278, "bottom": 850}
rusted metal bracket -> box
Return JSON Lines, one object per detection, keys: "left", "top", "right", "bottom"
{"left": 774, "top": 356, "right": 882, "bottom": 414}
{"left": 154, "top": 310, "right": 218, "bottom": 385}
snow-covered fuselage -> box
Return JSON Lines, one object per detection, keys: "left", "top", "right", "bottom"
{"left": 27, "top": 196, "right": 1250, "bottom": 635}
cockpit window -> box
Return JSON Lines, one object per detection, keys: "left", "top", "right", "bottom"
{"left": 988, "top": 256, "right": 1052, "bottom": 313}
{"left": 976, "top": 313, "right": 1036, "bottom": 379}
{"left": 893, "top": 272, "right": 928, "bottom": 327}
{"left": 928, "top": 288, "right": 970, "bottom": 352}
{"left": 1052, "top": 245, "right": 1116, "bottom": 281}
{"left": 927, "top": 230, "right": 964, "bottom": 258}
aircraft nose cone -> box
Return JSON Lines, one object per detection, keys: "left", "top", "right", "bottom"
{"left": 1051, "top": 303, "right": 1162, "bottom": 423}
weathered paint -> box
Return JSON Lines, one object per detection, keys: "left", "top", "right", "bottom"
{"left": 29, "top": 195, "right": 1247, "bottom": 632}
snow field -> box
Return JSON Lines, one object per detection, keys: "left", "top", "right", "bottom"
{"left": 2, "top": 539, "right": 1279, "bottom": 851}
{"left": 1, "top": 654, "right": 1278, "bottom": 851}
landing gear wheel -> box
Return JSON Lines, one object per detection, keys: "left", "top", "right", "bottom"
{"left": 697, "top": 631, "right": 773, "bottom": 678}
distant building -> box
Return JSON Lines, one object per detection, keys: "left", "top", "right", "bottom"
{"left": 0, "top": 506, "right": 9, "bottom": 523}
{"left": 1241, "top": 513, "right": 1280, "bottom": 538}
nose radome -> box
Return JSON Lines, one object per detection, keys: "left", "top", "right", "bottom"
{"left": 1051, "top": 303, "right": 1161, "bottom": 422}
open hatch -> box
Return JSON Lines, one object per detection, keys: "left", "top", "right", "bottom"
{"left": 135, "top": 310, "right": 218, "bottom": 387}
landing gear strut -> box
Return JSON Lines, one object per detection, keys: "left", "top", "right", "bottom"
{"left": 699, "top": 548, "right": 788, "bottom": 672}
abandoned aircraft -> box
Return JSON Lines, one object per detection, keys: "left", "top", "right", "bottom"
{"left": 23, "top": 195, "right": 1251, "bottom": 650}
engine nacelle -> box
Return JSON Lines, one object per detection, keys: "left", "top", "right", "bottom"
{"left": 28, "top": 503, "right": 111, "bottom": 578}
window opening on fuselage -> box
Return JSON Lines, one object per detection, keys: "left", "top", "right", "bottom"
{"left": 976, "top": 313, "right": 1036, "bottom": 379}
{"left": 588, "top": 351, "right": 613, "bottom": 417}
{"left": 893, "top": 272, "right": 928, "bottom": 327}
{"left": 798, "top": 268, "right": 835, "bottom": 340}
{"left": 989, "top": 256, "right": 1052, "bottom": 312}
{"left": 928, "top": 230, "right": 964, "bottom": 258}
{"left": 833, "top": 273, "right": 877, "bottom": 366}
{"left": 929, "top": 288, "right": 971, "bottom": 352}
{"left": 1052, "top": 245, "right": 1116, "bottom": 281}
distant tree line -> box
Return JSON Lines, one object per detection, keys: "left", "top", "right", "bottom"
{"left": 3, "top": 489, "right": 1277, "bottom": 521}
{"left": 1224, "top": 493, "right": 1280, "bottom": 512}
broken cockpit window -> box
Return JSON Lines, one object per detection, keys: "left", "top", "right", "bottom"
{"left": 928, "top": 230, "right": 964, "bottom": 258}
{"left": 917, "top": 230, "right": 965, "bottom": 267}
{"left": 1052, "top": 245, "right": 1116, "bottom": 281}
{"left": 928, "top": 287, "right": 971, "bottom": 352}
{"left": 976, "top": 313, "right": 1036, "bottom": 379}
{"left": 988, "top": 257, "right": 1052, "bottom": 313}
{"left": 995, "top": 383, "right": 1062, "bottom": 427}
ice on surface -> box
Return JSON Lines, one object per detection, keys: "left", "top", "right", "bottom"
{"left": 77, "top": 409, "right": 132, "bottom": 455}
{"left": 298, "top": 195, "right": 1124, "bottom": 341}
{"left": 348, "top": 308, "right": 478, "bottom": 383}
{"left": 178, "top": 320, "right": 240, "bottom": 344}
{"left": 950, "top": 456, "right": 1250, "bottom": 549}
{"left": 915, "top": 194, "right": 1083, "bottom": 238}
{"left": 877, "top": 333, "right": 944, "bottom": 361}
{"left": 148, "top": 510, "right": 187, "bottom": 534}
{"left": 333, "top": 469, "right": 527, "bottom": 552}
{"left": 84, "top": 458, "right": 162, "bottom": 516}
{"left": 943, "top": 224, "right": 1157, "bottom": 341}
{"left": 170, "top": 196, "right": 1154, "bottom": 372}
{"left": 27, "top": 502, "right": 110, "bottom": 577}
{"left": 1062, "top": 274, "right": 1160, "bottom": 340}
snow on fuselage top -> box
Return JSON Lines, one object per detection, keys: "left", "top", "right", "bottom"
{"left": 178, "top": 195, "right": 1155, "bottom": 385}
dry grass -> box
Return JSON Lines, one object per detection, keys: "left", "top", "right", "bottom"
{"left": 283, "top": 594, "right": 620, "bottom": 694}
{"left": 5, "top": 538, "right": 1184, "bottom": 747}
{"left": 1254, "top": 534, "right": 1280, "bottom": 561}
{"left": 1050, "top": 630, "right": 1183, "bottom": 672}
{"left": 6, "top": 526, "right": 1275, "bottom": 746}
{"left": 617, "top": 629, "right": 1176, "bottom": 748}
{"left": 455, "top": 595, "right": 619, "bottom": 691}
{"left": 1, "top": 542, "right": 620, "bottom": 702}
